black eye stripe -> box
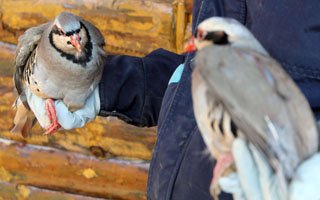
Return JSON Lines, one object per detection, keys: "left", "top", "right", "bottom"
{"left": 49, "top": 22, "right": 92, "bottom": 66}
{"left": 52, "top": 25, "right": 64, "bottom": 36}
{"left": 204, "top": 32, "right": 216, "bottom": 40}
{"left": 65, "top": 23, "right": 83, "bottom": 36}
{"left": 195, "top": 30, "right": 229, "bottom": 44}
{"left": 195, "top": 29, "right": 205, "bottom": 39}
{"left": 65, "top": 28, "right": 81, "bottom": 36}
{"left": 53, "top": 22, "right": 83, "bottom": 36}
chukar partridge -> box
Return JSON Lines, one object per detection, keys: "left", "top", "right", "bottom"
{"left": 12, "top": 12, "right": 106, "bottom": 136}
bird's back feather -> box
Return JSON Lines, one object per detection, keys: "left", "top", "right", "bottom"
{"left": 14, "top": 22, "right": 51, "bottom": 104}
{"left": 194, "top": 46, "right": 319, "bottom": 180}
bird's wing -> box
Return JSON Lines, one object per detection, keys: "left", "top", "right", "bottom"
{"left": 192, "top": 68, "right": 235, "bottom": 159}
{"left": 14, "top": 22, "right": 51, "bottom": 96}
{"left": 194, "top": 46, "right": 318, "bottom": 179}
{"left": 79, "top": 18, "right": 105, "bottom": 47}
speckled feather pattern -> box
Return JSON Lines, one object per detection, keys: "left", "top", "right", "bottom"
{"left": 12, "top": 12, "right": 106, "bottom": 136}
{"left": 193, "top": 46, "right": 318, "bottom": 194}
{"left": 15, "top": 13, "right": 106, "bottom": 110}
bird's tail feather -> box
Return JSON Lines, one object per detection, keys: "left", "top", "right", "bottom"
{"left": 11, "top": 97, "right": 36, "bottom": 138}
{"left": 273, "top": 161, "right": 289, "bottom": 200}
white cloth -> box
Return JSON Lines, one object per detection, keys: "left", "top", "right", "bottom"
{"left": 219, "top": 138, "right": 320, "bottom": 200}
{"left": 25, "top": 87, "right": 100, "bottom": 130}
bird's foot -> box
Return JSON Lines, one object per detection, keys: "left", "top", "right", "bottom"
{"left": 211, "top": 153, "right": 234, "bottom": 198}
{"left": 44, "top": 99, "right": 61, "bottom": 135}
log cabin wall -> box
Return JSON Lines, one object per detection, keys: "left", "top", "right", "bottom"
{"left": 0, "top": 0, "right": 192, "bottom": 199}
{"left": 0, "top": 0, "right": 192, "bottom": 55}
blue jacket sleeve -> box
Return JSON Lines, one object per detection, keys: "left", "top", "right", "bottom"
{"left": 98, "top": 48, "right": 185, "bottom": 127}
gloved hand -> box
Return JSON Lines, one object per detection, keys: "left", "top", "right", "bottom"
{"left": 218, "top": 138, "right": 320, "bottom": 200}
{"left": 25, "top": 86, "right": 100, "bottom": 130}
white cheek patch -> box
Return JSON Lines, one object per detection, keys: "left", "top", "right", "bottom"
{"left": 52, "top": 34, "right": 77, "bottom": 53}
{"left": 53, "top": 34, "right": 69, "bottom": 48}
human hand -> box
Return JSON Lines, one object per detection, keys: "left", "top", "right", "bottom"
{"left": 25, "top": 86, "right": 100, "bottom": 131}
{"left": 218, "top": 138, "right": 320, "bottom": 200}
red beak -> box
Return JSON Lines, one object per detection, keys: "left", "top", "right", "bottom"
{"left": 184, "top": 36, "right": 196, "bottom": 53}
{"left": 70, "top": 34, "right": 82, "bottom": 52}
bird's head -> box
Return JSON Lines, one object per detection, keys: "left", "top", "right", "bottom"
{"left": 185, "top": 17, "right": 267, "bottom": 55}
{"left": 51, "top": 12, "right": 88, "bottom": 55}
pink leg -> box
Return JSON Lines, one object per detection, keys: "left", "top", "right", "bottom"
{"left": 44, "top": 99, "right": 61, "bottom": 135}
{"left": 212, "top": 153, "right": 234, "bottom": 186}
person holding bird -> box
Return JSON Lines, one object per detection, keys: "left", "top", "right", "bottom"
{"left": 12, "top": 12, "right": 106, "bottom": 136}
{"left": 17, "top": 0, "right": 320, "bottom": 199}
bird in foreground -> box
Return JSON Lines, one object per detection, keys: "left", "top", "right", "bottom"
{"left": 11, "top": 12, "right": 106, "bottom": 137}
{"left": 188, "top": 17, "right": 319, "bottom": 199}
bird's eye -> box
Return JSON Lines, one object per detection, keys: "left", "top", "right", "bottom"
{"left": 67, "top": 41, "right": 72, "bottom": 45}
{"left": 59, "top": 29, "right": 65, "bottom": 36}
{"left": 196, "top": 29, "right": 206, "bottom": 40}
{"left": 52, "top": 25, "right": 66, "bottom": 36}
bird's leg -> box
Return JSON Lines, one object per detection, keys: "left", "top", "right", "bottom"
{"left": 211, "top": 153, "right": 234, "bottom": 198}
{"left": 44, "top": 99, "right": 61, "bottom": 134}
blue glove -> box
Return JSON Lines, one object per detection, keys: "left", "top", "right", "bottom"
{"left": 219, "top": 138, "right": 320, "bottom": 200}
{"left": 25, "top": 86, "right": 100, "bottom": 130}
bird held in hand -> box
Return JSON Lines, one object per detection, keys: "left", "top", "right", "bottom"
{"left": 189, "top": 17, "right": 319, "bottom": 199}
{"left": 11, "top": 12, "right": 106, "bottom": 137}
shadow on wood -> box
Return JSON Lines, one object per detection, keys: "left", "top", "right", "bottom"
{"left": 0, "top": 138, "right": 148, "bottom": 199}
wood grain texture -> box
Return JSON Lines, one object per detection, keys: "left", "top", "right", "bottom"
{"left": 0, "top": 0, "right": 194, "bottom": 197}
{"left": 0, "top": 0, "right": 179, "bottom": 56}
{"left": 0, "top": 181, "right": 108, "bottom": 200}
{"left": 0, "top": 43, "right": 154, "bottom": 199}
{"left": 0, "top": 25, "right": 156, "bottom": 199}
{"left": 0, "top": 138, "right": 149, "bottom": 199}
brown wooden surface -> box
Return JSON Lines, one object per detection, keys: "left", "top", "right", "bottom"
{"left": 0, "top": 0, "right": 188, "bottom": 56}
{"left": 0, "top": 16, "right": 155, "bottom": 198}
{"left": 0, "top": 1, "right": 194, "bottom": 198}
{"left": 0, "top": 35, "right": 154, "bottom": 198}
{"left": 0, "top": 138, "right": 149, "bottom": 199}
{"left": 0, "top": 181, "right": 107, "bottom": 200}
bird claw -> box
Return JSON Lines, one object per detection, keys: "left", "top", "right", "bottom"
{"left": 44, "top": 99, "right": 61, "bottom": 135}
{"left": 211, "top": 153, "right": 234, "bottom": 197}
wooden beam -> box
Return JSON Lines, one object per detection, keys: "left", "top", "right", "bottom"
{"left": 0, "top": 181, "right": 107, "bottom": 200}
{"left": 0, "top": 0, "right": 177, "bottom": 56}
{"left": 0, "top": 138, "right": 149, "bottom": 199}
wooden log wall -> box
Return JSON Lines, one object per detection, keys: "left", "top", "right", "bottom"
{"left": 0, "top": 0, "right": 193, "bottom": 198}
{"left": 0, "top": 181, "right": 106, "bottom": 200}
{"left": 0, "top": 138, "right": 149, "bottom": 199}
{"left": 0, "top": 40, "right": 153, "bottom": 199}
{"left": 0, "top": 0, "right": 192, "bottom": 55}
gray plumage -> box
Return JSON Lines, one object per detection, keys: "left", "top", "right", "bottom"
{"left": 192, "top": 17, "right": 319, "bottom": 198}
{"left": 12, "top": 12, "right": 106, "bottom": 137}
{"left": 54, "top": 12, "right": 81, "bottom": 34}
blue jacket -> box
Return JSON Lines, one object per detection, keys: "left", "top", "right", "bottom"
{"left": 99, "top": 0, "right": 320, "bottom": 199}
